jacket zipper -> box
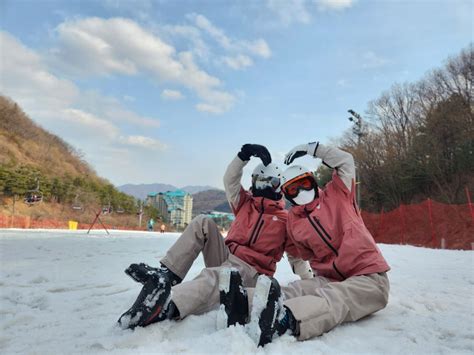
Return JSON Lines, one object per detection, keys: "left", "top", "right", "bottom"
{"left": 312, "top": 216, "right": 332, "bottom": 240}
{"left": 305, "top": 212, "right": 347, "bottom": 280}
{"left": 305, "top": 211, "right": 338, "bottom": 256}
{"left": 250, "top": 220, "right": 264, "bottom": 245}
{"left": 332, "top": 261, "right": 346, "bottom": 279}
{"left": 248, "top": 199, "right": 265, "bottom": 246}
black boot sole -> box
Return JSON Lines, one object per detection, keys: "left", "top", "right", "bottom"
{"left": 124, "top": 263, "right": 159, "bottom": 284}
{"left": 247, "top": 275, "right": 282, "bottom": 347}
{"left": 118, "top": 275, "right": 171, "bottom": 329}
{"left": 217, "top": 268, "right": 248, "bottom": 329}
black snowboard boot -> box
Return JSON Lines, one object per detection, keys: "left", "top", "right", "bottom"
{"left": 125, "top": 263, "right": 182, "bottom": 286}
{"left": 247, "top": 275, "right": 283, "bottom": 347}
{"left": 217, "top": 268, "right": 249, "bottom": 329}
{"left": 118, "top": 273, "right": 174, "bottom": 329}
{"left": 275, "top": 306, "right": 298, "bottom": 336}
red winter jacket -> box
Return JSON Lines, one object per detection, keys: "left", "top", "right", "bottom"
{"left": 223, "top": 155, "right": 310, "bottom": 278}
{"left": 286, "top": 144, "right": 390, "bottom": 281}
{"left": 225, "top": 188, "right": 288, "bottom": 276}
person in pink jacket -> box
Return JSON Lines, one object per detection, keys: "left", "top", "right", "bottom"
{"left": 226, "top": 142, "right": 390, "bottom": 347}
{"left": 117, "top": 144, "right": 312, "bottom": 330}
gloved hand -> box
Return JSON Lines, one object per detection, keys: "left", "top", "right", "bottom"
{"left": 284, "top": 142, "right": 318, "bottom": 165}
{"left": 238, "top": 144, "right": 271, "bottom": 166}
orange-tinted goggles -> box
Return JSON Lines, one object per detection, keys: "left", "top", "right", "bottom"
{"left": 281, "top": 172, "right": 316, "bottom": 198}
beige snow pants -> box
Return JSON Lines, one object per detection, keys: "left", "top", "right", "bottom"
{"left": 160, "top": 215, "right": 259, "bottom": 318}
{"left": 281, "top": 272, "right": 390, "bottom": 341}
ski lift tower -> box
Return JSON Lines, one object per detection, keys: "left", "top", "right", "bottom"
{"left": 348, "top": 109, "right": 364, "bottom": 208}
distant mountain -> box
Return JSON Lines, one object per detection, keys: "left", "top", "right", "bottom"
{"left": 117, "top": 183, "right": 177, "bottom": 200}
{"left": 117, "top": 183, "right": 218, "bottom": 200}
{"left": 192, "top": 189, "right": 231, "bottom": 215}
{"left": 181, "top": 185, "right": 216, "bottom": 194}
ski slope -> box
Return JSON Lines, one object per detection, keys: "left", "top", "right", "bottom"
{"left": 0, "top": 229, "right": 472, "bottom": 354}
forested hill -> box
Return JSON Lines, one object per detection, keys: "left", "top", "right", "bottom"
{"left": 0, "top": 96, "right": 94, "bottom": 178}
{"left": 0, "top": 96, "right": 136, "bottom": 214}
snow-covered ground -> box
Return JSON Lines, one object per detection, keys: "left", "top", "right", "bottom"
{"left": 0, "top": 229, "right": 473, "bottom": 354}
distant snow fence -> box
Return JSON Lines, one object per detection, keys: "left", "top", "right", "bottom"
{"left": 362, "top": 194, "right": 474, "bottom": 250}
{"left": 1, "top": 196, "right": 473, "bottom": 250}
{"left": 0, "top": 215, "right": 146, "bottom": 232}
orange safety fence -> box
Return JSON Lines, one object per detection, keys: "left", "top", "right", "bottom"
{"left": 1, "top": 199, "right": 473, "bottom": 250}
{"left": 0, "top": 214, "right": 146, "bottom": 231}
{"left": 362, "top": 199, "right": 474, "bottom": 250}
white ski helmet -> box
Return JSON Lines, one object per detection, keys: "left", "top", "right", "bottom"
{"left": 281, "top": 165, "right": 313, "bottom": 186}
{"left": 281, "top": 165, "right": 318, "bottom": 205}
{"left": 251, "top": 162, "right": 282, "bottom": 191}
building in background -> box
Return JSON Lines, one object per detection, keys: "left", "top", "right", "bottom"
{"left": 146, "top": 190, "right": 193, "bottom": 229}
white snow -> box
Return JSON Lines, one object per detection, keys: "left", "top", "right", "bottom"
{"left": 247, "top": 274, "right": 273, "bottom": 345}
{"left": 0, "top": 229, "right": 473, "bottom": 354}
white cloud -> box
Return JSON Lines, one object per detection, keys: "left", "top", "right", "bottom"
{"left": 222, "top": 55, "right": 253, "bottom": 70}
{"left": 315, "top": 0, "right": 355, "bottom": 11}
{"left": 188, "top": 13, "right": 232, "bottom": 50}
{"left": 51, "top": 17, "right": 235, "bottom": 114}
{"left": 337, "top": 79, "right": 349, "bottom": 87}
{"left": 266, "top": 0, "right": 354, "bottom": 25}
{"left": 0, "top": 31, "right": 164, "bottom": 159}
{"left": 195, "top": 89, "right": 235, "bottom": 114}
{"left": 244, "top": 39, "right": 272, "bottom": 59}
{"left": 161, "top": 89, "right": 185, "bottom": 100}
{"left": 362, "top": 51, "right": 388, "bottom": 68}
{"left": 187, "top": 13, "right": 272, "bottom": 59}
{"left": 0, "top": 31, "right": 78, "bottom": 114}
{"left": 196, "top": 103, "right": 226, "bottom": 114}
{"left": 266, "top": 0, "right": 312, "bottom": 26}
{"left": 78, "top": 91, "right": 160, "bottom": 128}
{"left": 61, "top": 108, "right": 120, "bottom": 139}
{"left": 119, "top": 135, "right": 166, "bottom": 150}
{"left": 163, "top": 24, "right": 210, "bottom": 59}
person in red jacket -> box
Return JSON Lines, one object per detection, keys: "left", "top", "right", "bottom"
{"left": 117, "top": 144, "right": 312, "bottom": 329}
{"left": 225, "top": 142, "right": 391, "bottom": 347}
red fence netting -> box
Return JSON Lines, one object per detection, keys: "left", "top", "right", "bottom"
{"left": 362, "top": 200, "right": 474, "bottom": 250}
{"left": 0, "top": 214, "right": 145, "bottom": 231}
{"left": 1, "top": 199, "right": 473, "bottom": 250}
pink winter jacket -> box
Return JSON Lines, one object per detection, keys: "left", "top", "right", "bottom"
{"left": 223, "top": 156, "right": 311, "bottom": 277}
{"left": 287, "top": 144, "right": 390, "bottom": 281}
{"left": 225, "top": 188, "right": 289, "bottom": 276}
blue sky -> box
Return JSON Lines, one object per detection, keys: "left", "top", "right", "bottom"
{"left": 1, "top": 0, "right": 472, "bottom": 189}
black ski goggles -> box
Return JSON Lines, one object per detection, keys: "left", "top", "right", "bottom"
{"left": 251, "top": 175, "right": 281, "bottom": 190}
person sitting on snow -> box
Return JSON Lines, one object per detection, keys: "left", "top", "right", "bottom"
{"left": 219, "top": 142, "right": 390, "bottom": 347}
{"left": 117, "top": 144, "right": 312, "bottom": 329}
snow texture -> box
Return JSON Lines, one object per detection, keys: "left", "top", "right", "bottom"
{"left": 247, "top": 275, "right": 272, "bottom": 345}
{"left": 218, "top": 267, "right": 233, "bottom": 294}
{"left": 216, "top": 268, "right": 232, "bottom": 330}
{"left": 0, "top": 229, "right": 473, "bottom": 354}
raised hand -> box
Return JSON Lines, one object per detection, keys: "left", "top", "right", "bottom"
{"left": 284, "top": 144, "right": 309, "bottom": 165}
{"left": 238, "top": 144, "right": 272, "bottom": 166}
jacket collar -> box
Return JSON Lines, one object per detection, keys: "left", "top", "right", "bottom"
{"left": 252, "top": 196, "right": 285, "bottom": 213}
